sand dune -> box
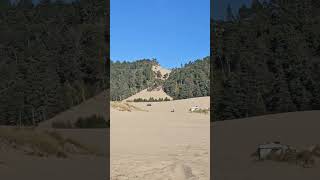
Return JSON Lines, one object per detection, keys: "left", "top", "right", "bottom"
{"left": 152, "top": 65, "right": 171, "bottom": 79}
{"left": 111, "top": 97, "right": 210, "bottom": 180}
{"left": 212, "top": 111, "right": 320, "bottom": 180}
{"left": 39, "top": 91, "right": 108, "bottom": 128}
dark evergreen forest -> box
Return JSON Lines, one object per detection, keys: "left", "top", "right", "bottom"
{"left": 211, "top": 0, "right": 320, "bottom": 121}
{"left": 163, "top": 57, "right": 210, "bottom": 99}
{"left": 0, "top": 0, "right": 108, "bottom": 125}
{"left": 110, "top": 57, "right": 210, "bottom": 101}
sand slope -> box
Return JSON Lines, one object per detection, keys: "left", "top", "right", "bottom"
{"left": 39, "top": 91, "right": 108, "bottom": 128}
{"left": 212, "top": 111, "right": 320, "bottom": 180}
{"left": 152, "top": 65, "right": 171, "bottom": 79}
{"left": 111, "top": 97, "right": 210, "bottom": 180}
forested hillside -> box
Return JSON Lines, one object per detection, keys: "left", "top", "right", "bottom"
{"left": 211, "top": 0, "right": 320, "bottom": 121}
{"left": 111, "top": 57, "right": 210, "bottom": 101}
{"left": 163, "top": 57, "right": 210, "bottom": 100}
{"left": 110, "top": 59, "right": 161, "bottom": 101}
{"left": 0, "top": 0, "right": 108, "bottom": 125}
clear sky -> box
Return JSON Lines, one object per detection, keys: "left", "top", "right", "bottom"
{"left": 111, "top": 0, "right": 210, "bottom": 68}
{"left": 212, "top": 0, "right": 252, "bottom": 20}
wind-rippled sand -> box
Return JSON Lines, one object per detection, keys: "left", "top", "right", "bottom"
{"left": 111, "top": 97, "right": 210, "bottom": 180}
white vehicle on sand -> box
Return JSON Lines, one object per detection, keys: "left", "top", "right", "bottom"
{"left": 189, "top": 106, "right": 200, "bottom": 112}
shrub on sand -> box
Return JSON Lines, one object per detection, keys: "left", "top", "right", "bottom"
{"left": 75, "top": 115, "right": 108, "bottom": 128}
{"left": 189, "top": 108, "right": 209, "bottom": 114}
{"left": 0, "top": 128, "right": 97, "bottom": 158}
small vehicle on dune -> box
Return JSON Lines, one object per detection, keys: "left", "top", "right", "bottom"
{"left": 189, "top": 106, "right": 200, "bottom": 112}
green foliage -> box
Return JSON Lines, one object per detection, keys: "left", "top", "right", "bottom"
{"left": 163, "top": 57, "right": 210, "bottom": 99}
{"left": 110, "top": 59, "right": 159, "bottom": 101}
{"left": 147, "top": 80, "right": 165, "bottom": 91}
{"left": 111, "top": 57, "right": 209, "bottom": 101}
{"left": 0, "top": 0, "right": 108, "bottom": 125}
{"left": 51, "top": 114, "right": 109, "bottom": 129}
{"left": 211, "top": 0, "right": 320, "bottom": 121}
{"left": 131, "top": 97, "right": 171, "bottom": 102}
{"left": 75, "top": 114, "right": 108, "bottom": 128}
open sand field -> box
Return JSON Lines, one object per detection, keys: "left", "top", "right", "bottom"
{"left": 212, "top": 111, "right": 320, "bottom": 180}
{"left": 111, "top": 96, "right": 210, "bottom": 180}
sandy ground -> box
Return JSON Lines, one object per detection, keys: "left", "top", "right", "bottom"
{"left": 0, "top": 152, "right": 108, "bottom": 180}
{"left": 0, "top": 128, "right": 109, "bottom": 180}
{"left": 111, "top": 97, "right": 210, "bottom": 180}
{"left": 212, "top": 111, "right": 320, "bottom": 180}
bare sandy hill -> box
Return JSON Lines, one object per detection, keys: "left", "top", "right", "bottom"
{"left": 122, "top": 64, "right": 172, "bottom": 102}
{"left": 111, "top": 96, "right": 210, "bottom": 180}
{"left": 124, "top": 87, "right": 173, "bottom": 102}
{"left": 152, "top": 65, "right": 171, "bottom": 79}
{"left": 212, "top": 110, "right": 320, "bottom": 180}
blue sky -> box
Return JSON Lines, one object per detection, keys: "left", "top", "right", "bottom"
{"left": 111, "top": 0, "right": 210, "bottom": 68}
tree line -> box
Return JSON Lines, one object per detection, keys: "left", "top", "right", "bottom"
{"left": 127, "top": 97, "right": 171, "bottom": 102}
{"left": 211, "top": 0, "right": 320, "bottom": 121}
{"left": 0, "top": 0, "right": 108, "bottom": 125}
{"left": 111, "top": 57, "right": 210, "bottom": 101}
{"left": 163, "top": 57, "right": 210, "bottom": 100}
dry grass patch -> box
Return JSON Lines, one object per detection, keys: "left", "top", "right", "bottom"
{"left": 189, "top": 108, "right": 209, "bottom": 114}
{"left": 251, "top": 144, "right": 320, "bottom": 168}
{"left": 0, "top": 127, "right": 99, "bottom": 158}
{"left": 111, "top": 102, "right": 148, "bottom": 112}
